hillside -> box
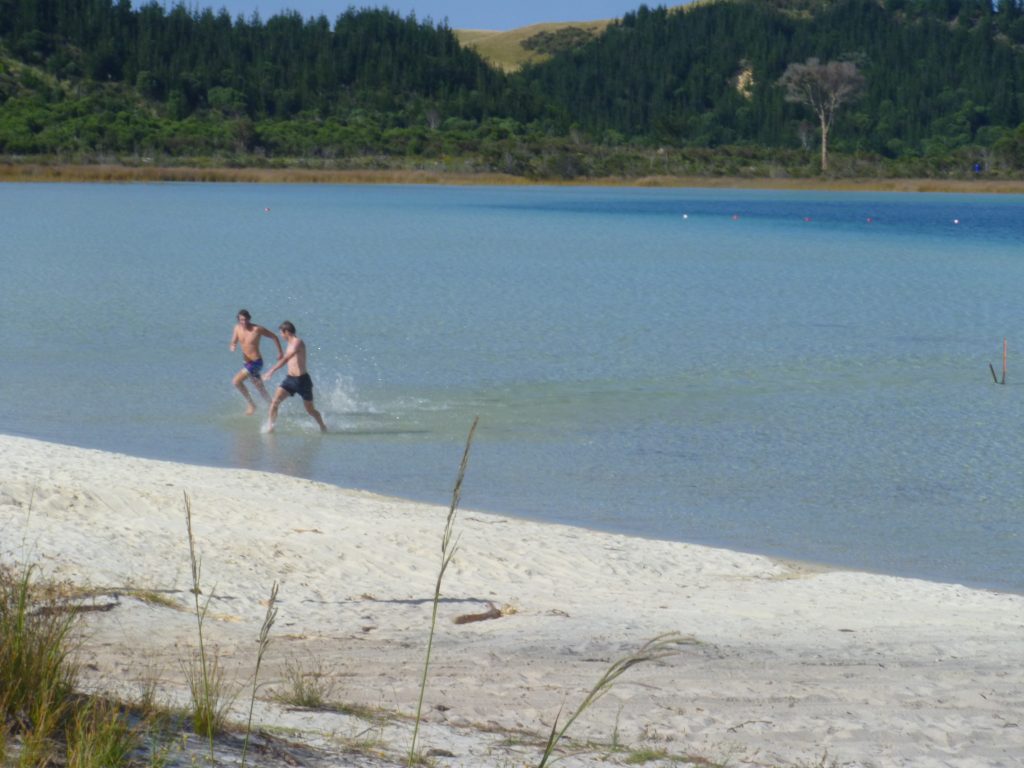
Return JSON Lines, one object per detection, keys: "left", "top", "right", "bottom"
{"left": 453, "top": 4, "right": 694, "bottom": 72}
{"left": 455, "top": 20, "right": 611, "bottom": 72}
{"left": 2, "top": 0, "right": 1024, "bottom": 179}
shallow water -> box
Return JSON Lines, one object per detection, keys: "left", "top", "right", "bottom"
{"left": 2, "top": 182, "right": 1023, "bottom": 591}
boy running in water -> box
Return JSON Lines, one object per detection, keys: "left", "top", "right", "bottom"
{"left": 262, "top": 321, "right": 328, "bottom": 433}
{"left": 230, "top": 309, "right": 283, "bottom": 415}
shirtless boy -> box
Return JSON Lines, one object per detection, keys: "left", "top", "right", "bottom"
{"left": 262, "top": 321, "right": 328, "bottom": 433}
{"left": 229, "top": 309, "right": 283, "bottom": 415}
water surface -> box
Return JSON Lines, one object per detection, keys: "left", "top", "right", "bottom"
{"left": 2, "top": 182, "right": 1022, "bottom": 591}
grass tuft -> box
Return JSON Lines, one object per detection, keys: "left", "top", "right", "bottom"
{"left": 537, "top": 632, "right": 689, "bottom": 768}
{"left": 181, "top": 648, "right": 232, "bottom": 740}
{"left": 0, "top": 564, "right": 79, "bottom": 738}
{"left": 65, "top": 698, "right": 140, "bottom": 768}
{"left": 275, "top": 655, "right": 336, "bottom": 709}
{"left": 625, "top": 747, "right": 670, "bottom": 764}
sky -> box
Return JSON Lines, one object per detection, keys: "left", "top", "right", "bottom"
{"left": 194, "top": 1, "right": 652, "bottom": 31}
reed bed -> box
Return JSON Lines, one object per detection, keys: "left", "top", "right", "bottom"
{"left": 0, "top": 162, "right": 532, "bottom": 186}
{"left": 4, "top": 161, "right": 1024, "bottom": 193}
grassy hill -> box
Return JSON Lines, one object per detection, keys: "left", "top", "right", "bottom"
{"left": 454, "top": 4, "right": 697, "bottom": 72}
{"left": 455, "top": 20, "right": 611, "bottom": 72}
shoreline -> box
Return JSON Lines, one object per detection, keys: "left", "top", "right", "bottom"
{"left": 1, "top": 428, "right": 993, "bottom": 597}
{"left": 3, "top": 432, "right": 1023, "bottom": 766}
{"left": 4, "top": 161, "right": 1024, "bottom": 193}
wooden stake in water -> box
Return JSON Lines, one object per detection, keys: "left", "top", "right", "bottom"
{"left": 1002, "top": 338, "right": 1007, "bottom": 385}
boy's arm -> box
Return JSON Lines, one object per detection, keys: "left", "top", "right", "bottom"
{"left": 263, "top": 343, "right": 296, "bottom": 380}
{"left": 260, "top": 326, "right": 284, "bottom": 359}
{"left": 229, "top": 326, "right": 238, "bottom": 351}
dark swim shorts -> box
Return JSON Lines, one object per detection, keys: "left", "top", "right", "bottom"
{"left": 280, "top": 373, "right": 314, "bottom": 401}
{"left": 244, "top": 358, "right": 264, "bottom": 377}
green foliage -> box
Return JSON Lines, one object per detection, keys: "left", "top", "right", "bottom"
{"left": 521, "top": 26, "right": 596, "bottom": 55}
{"left": 995, "top": 122, "right": 1024, "bottom": 168}
{"left": 515, "top": 0, "right": 1024, "bottom": 153}
{"left": 0, "top": 1, "right": 505, "bottom": 122}
{"left": 2, "top": 0, "right": 1024, "bottom": 176}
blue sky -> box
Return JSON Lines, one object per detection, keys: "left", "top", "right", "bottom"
{"left": 200, "top": 1, "right": 653, "bottom": 30}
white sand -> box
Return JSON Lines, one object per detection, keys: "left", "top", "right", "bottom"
{"left": 1, "top": 433, "right": 1022, "bottom": 767}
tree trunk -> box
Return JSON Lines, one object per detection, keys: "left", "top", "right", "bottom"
{"left": 819, "top": 114, "right": 829, "bottom": 173}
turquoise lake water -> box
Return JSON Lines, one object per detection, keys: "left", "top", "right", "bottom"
{"left": 2, "top": 182, "right": 1022, "bottom": 592}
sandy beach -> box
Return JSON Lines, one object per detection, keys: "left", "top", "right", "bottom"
{"left": 1, "top": 433, "right": 1022, "bottom": 767}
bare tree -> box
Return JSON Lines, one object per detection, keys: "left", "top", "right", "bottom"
{"left": 778, "top": 58, "right": 864, "bottom": 173}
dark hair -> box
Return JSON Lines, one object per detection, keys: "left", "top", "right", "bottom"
{"left": 279, "top": 321, "right": 296, "bottom": 334}
{"left": 237, "top": 309, "right": 251, "bottom": 320}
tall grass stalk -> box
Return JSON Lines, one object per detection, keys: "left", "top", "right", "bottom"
{"left": 240, "top": 581, "right": 278, "bottom": 768}
{"left": 536, "top": 633, "right": 687, "bottom": 768}
{"left": 408, "top": 416, "right": 479, "bottom": 766}
{"left": 183, "top": 492, "right": 220, "bottom": 757}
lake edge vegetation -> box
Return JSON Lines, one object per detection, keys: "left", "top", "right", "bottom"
{"left": 2, "top": 0, "right": 1024, "bottom": 181}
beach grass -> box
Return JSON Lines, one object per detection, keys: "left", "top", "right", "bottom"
{"left": 241, "top": 581, "right": 278, "bottom": 767}
{"left": 65, "top": 698, "right": 140, "bottom": 768}
{"left": 408, "top": 416, "right": 479, "bottom": 765}
{"left": 0, "top": 565, "right": 79, "bottom": 743}
{"left": 274, "top": 655, "right": 337, "bottom": 710}
{"left": 536, "top": 632, "right": 690, "bottom": 768}
{"left": 182, "top": 493, "right": 234, "bottom": 750}
{"left": 0, "top": 564, "right": 158, "bottom": 768}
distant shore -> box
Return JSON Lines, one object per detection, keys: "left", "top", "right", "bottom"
{"left": 4, "top": 161, "right": 1024, "bottom": 193}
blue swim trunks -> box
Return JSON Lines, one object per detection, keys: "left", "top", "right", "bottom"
{"left": 244, "top": 357, "right": 264, "bottom": 377}
{"left": 280, "top": 373, "right": 314, "bottom": 401}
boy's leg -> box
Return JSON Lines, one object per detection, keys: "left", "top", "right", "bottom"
{"left": 303, "top": 399, "right": 327, "bottom": 432}
{"left": 232, "top": 369, "right": 257, "bottom": 415}
{"left": 267, "top": 388, "right": 288, "bottom": 432}
{"left": 252, "top": 376, "right": 272, "bottom": 403}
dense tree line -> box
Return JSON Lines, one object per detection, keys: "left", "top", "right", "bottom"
{"left": 515, "top": 0, "right": 1024, "bottom": 156}
{"left": 2, "top": 0, "right": 1024, "bottom": 176}
{"left": 0, "top": 0, "right": 510, "bottom": 119}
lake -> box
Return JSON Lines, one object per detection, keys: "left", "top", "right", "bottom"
{"left": 2, "top": 181, "right": 1022, "bottom": 592}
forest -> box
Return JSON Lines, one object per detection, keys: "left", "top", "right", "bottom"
{"left": 2, "top": 0, "right": 1024, "bottom": 178}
